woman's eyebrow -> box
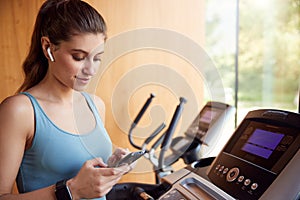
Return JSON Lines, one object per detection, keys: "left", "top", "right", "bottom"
{"left": 71, "top": 49, "right": 88, "bottom": 54}
{"left": 71, "top": 49, "right": 104, "bottom": 55}
{"left": 96, "top": 50, "right": 104, "bottom": 55}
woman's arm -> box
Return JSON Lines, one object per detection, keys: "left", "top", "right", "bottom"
{"left": 0, "top": 95, "right": 57, "bottom": 199}
{"left": 0, "top": 186, "right": 56, "bottom": 200}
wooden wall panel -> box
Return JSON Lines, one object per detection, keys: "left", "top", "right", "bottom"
{"left": 1, "top": 0, "right": 205, "bottom": 187}
{"left": 0, "top": 0, "right": 44, "bottom": 100}
{"left": 87, "top": 0, "right": 206, "bottom": 184}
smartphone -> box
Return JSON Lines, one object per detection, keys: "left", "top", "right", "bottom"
{"left": 109, "top": 150, "right": 146, "bottom": 167}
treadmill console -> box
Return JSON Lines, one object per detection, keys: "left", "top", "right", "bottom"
{"left": 168, "top": 101, "right": 234, "bottom": 164}
{"left": 108, "top": 109, "right": 299, "bottom": 200}
{"left": 185, "top": 101, "right": 231, "bottom": 141}
{"left": 207, "top": 109, "right": 300, "bottom": 200}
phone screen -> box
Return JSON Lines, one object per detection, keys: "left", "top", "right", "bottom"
{"left": 109, "top": 150, "right": 146, "bottom": 167}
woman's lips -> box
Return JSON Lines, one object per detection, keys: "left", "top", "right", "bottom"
{"left": 75, "top": 76, "right": 90, "bottom": 84}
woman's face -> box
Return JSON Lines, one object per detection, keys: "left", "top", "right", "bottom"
{"left": 49, "top": 33, "right": 105, "bottom": 91}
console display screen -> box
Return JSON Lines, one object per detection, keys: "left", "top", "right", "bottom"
{"left": 198, "top": 107, "right": 222, "bottom": 128}
{"left": 242, "top": 129, "right": 284, "bottom": 159}
{"left": 199, "top": 109, "right": 220, "bottom": 124}
{"left": 185, "top": 106, "right": 224, "bottom": 140}
{"left": 227, "top": 120, "right": 298, "bottom": 173}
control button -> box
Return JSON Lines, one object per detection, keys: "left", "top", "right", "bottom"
{"left": 251, "top": 183, "right": 258, "bottom": 190}
{"left": 244, "top": 179, "right": 251, "bottom": 186}
{"left": 226, "top": 167, "right": 239, "bottom": 182}
{"left": 223, "top": 168, "right": 229, "bottom": 174}
{"left": 219, "top": 165, "right": 224, "bottom": 172}
{"left": 238, "top": 176, "right": 244, "bottom": 182}
{"left": 215, "top": 164, "right": 220, "bottom": 170}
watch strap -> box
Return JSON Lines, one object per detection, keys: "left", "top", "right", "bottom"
{"left": 55, "top": 179, "right": 72, "bottom": 200}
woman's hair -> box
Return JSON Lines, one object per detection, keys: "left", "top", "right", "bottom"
{"left": 17, "top": 0, "right": 107, "bottom": 92}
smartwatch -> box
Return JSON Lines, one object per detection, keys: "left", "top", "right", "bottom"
{"left": 55, "top": 179, "right": 72, "bottom": 200}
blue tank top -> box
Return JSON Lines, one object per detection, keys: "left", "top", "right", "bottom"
{"left": 16, "top": 92, "right": 112, "bottom": 200}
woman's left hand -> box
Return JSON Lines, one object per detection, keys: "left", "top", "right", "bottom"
{"left": 107, "top": 147, "right": 131, "bottom": 169}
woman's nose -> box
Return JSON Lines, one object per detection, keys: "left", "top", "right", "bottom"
{"left": 82, "top": 61, "right": 96, "bottom": 76}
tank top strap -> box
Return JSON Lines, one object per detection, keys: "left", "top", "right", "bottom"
{"left": 20, "top": 92, "right": 39, "bottom": 106}
{"left": 20, "top": 91, "right": 103, "bottom": 128}
{"left": 80, "top": 92, "right": 103, "bottom": 124}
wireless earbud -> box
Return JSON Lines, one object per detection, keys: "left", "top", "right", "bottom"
{"left": 47, "top": 47, "right": 55, "bottom": 62}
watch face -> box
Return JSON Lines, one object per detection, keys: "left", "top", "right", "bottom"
{"left": 55, "top": 180, "right": 72, "bottom": 200}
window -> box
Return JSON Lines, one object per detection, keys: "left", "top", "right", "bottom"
{"left": 205, "top": 0, "right": 300, "bottom": 125}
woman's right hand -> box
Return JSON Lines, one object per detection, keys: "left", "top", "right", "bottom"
{"left": 67, "top": 157, "right": 130, "bottom": 200}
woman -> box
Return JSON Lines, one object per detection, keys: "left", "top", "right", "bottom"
{"left": 0, "top": 0, "right": 131, "bottom": 199}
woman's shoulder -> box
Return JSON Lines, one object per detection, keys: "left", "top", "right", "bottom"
{"left": 0, "top": 93, "right": 34, "bottom": 142}
{"left": 88, "top": 93, "right": 105, "bottom": 106}
{"left": 0, "top": 93, "right": 33, "bottom": 117}
{"left": 84, "top": 93, "right": 106, "bottom": 122}
{"left": 83, "top": 93, "right": 104, "bottom": 108}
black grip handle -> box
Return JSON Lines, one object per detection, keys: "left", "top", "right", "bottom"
{"left": 133, "top": 93, "right": 155, "bottom": 126}
{"left": 129, "top": 93, "right": 155, "bottom": 150}
{"left": 161, "top": 97, "right": 187, "bottom": 149}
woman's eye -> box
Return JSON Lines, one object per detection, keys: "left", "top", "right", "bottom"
{"left": 94, "top": 57, "right": 101, "bottom": 62}
{"left": 72, "top": 55, "right": 85, "bottom": 61}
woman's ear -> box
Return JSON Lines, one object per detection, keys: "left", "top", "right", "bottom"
{"left": 41, "top": 36, "right": 54, "bottom": 62}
